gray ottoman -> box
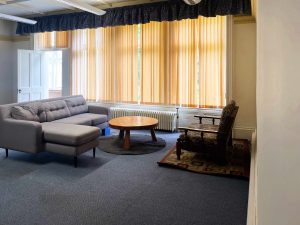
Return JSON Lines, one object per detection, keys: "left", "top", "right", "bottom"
{"left": 42, "top": 123, "right": 100, "bottom": 167}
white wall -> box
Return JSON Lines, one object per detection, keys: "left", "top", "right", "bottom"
{"left": 0, "top": 20, "right": 32, "bottom": 104}
{"left": 232, "top": 22, "right": 256, "bottom": 140}
{"left": 257, "top": 1, "right": 300, "bottom": 225}
{"left": 0, "top": 20, "right": 14, "bottom": 104}
{"left": 0, "top": 41, "right": 13, "bottom": 104}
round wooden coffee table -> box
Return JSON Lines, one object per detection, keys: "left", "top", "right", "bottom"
{"left": 109, "top": 116, "right": 159, "bottom": 150}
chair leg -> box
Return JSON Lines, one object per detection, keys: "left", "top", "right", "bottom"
{"left": 216, "top": 146, "right": 227, "bottom": 165}
{"left": 176, "top": 140, "right": 181, "bottom": 160}
{"left": 93, "top": 147, "right": 96, "bottom": 158}
{"left": 74, "top": 156, "right": 78, "bottom": 168}
{"left": 5, "top": 148, "right": 8, "bottom": 158}
{"left": 229, "top": 133, "right": 233, "bottom": 147}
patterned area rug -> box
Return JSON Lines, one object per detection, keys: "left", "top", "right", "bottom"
{"left": 158, "top": 139, "right": 250, "bottom": 179}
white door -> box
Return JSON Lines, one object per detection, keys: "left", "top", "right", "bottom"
{"left": 18, "top": 50, "right": 47, "bottom": 102}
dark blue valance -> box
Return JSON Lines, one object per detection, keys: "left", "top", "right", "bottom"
{"left": 16, "top": 0, "right": 251, "bottom": 35}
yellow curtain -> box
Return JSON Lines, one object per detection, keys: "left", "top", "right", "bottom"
{"left": 34, "top": 32, "right": 53, "bottom": 49}
{"left": 56, "top": 31, "right": 69, "bottom": 48}
{"left": 168, "top": 19, "right": 199, "bottom": 107}
{"left": 140, "top": 16, "right": 226, "bottom": 107}
{"left": 198, "top": 16, "right": 226, "bottom": 107}
{"left": 71, "top": 25, "right": 139, "bottom": 102}
{"left": 97, "top": 27, "right": 115, "bottom": 102}
{"left": 71, "top": 29, "right": 96, "bottom": 100}
{"left": 34, "top": 31, "right": 69, "bottom": 49}
{"left": 140, "top": 21, "right": 169, "bottom": 104}
{"left": 114, "top": 25, "right": 139, "bottom": 103}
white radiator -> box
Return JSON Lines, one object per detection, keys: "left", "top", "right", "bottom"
{"left": 110, "top": 107, "right": 178, "bottom": 132}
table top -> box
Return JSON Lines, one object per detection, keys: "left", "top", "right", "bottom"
{"left": 109, "top": 116, "right": 158, "bottom": 130}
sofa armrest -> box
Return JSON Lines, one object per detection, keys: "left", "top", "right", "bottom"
{"left": 0, "top": 119, "right": 43, "bottom": 153}
{"left": 88, "top": 105, "right": 111, "bottom": 119}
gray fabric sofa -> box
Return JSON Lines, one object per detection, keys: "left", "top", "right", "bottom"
{"left": 0, "top": 95, "right": 110, "bottom": 167}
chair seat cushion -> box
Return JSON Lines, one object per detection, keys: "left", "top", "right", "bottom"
{"left": 52, "top": 113, "right": 107, "bottom": 126}
{"left": 42, "top": 123, "right": 99, "bottom": 146}
{"left": 179, "top": 131, "right": 218, "bottom": 146}
{"left": 179, "top": 124, "right": 219, "bottom": 148}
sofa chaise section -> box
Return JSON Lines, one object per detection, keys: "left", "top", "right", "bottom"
{"left": 42, "top": 123, "right": 100, "bottom": 167}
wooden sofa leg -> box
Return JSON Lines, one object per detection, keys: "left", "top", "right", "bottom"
{"left": 93, "top": 148, "right": 96, "bottom": 158}
{"left": 74, "top": 156, "right": 78, "bottom": 168}
{"left": 176, "top": 140, "right": 181, "bottom": 160}
{"left": 5, "top": 148, "right": 8, "bottom": 158}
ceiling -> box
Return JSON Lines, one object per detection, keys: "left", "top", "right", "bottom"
{"left": 0, "top": 0, "right": 150, "bottom": 17}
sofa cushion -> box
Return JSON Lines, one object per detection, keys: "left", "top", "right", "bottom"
{"left": 65, "top": 96, "right": 88, "bottom": 116}
{"left": 42, "top": 123, "right": 99, "bottom": 146}
{"left": 53, "top": 115, "right": 92, "bottom": 126}
{"left": 43, "top": 100, "right": 71, "bottom": 122}
{"left": 11, "top": 102, "right": 46, "bottom": 122}
{"left": 11, "top": 106, "right": 40, "bottom": 122}
{"left": 73, "top": 113, "right": 107, "bottom": 126}
{"left": 52, "top": 113, "right": 107, "bottom": 126}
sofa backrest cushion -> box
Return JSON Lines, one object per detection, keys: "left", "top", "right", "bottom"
{"left": 65, "top": 96, "right": 88, "bottom": 116}
{"left": 11, "top": 102, "right": 46, "bottom": 122}
{"left": 43, "top": 100, "right": 71, "bottom": 122}
{"left": 11, "top": 106, "right": 40, "bottom": 122}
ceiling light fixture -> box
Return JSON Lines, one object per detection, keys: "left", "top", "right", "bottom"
{"left": 0, "top": 12, "right": 37, "bottom": 24}
{"left": 183, "top": 0, "right": 202, "bottom": 5}
{"left": 55, "top": 0, "right": 106, "bottom": 16}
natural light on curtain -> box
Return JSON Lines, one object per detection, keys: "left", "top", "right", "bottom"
{"left": 70, "top": 25, "right": 139, "bottom": 102}
{"left": 34, "top": 31, "right": 69, "bottom": 49}
{"left": 140, "top": 17, "right": 226, "bottom": 107}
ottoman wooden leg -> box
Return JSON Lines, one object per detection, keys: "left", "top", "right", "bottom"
{"left": 93, "top": 147, "right": 96, "bottom": 158}
{"left": 5, "top": 148, "right": 8, "bottom": 158}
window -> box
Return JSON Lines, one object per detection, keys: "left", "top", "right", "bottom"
{"left": 44, "top": 51, "right": 62, "bottom": 90}
{"left": 34, "top": 32, "right": 67, "bottom": 99}
{"left": 35, "top": 16, "right": 226, "bottom": 108}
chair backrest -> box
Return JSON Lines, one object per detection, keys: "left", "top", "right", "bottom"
{"left": 217, "top": 100, "right": 239, "bottom": 145}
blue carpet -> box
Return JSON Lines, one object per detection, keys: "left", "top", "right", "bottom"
{"left": 0, "top": 130, "right": 249, "bottom": 225}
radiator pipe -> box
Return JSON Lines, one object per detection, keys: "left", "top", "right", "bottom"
{"left": 176, "top": 107, "right": 179, "bottom": 132}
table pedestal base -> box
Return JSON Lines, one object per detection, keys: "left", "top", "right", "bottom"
{"left": 118, "top": 129, "right": 157, "bottom": 150}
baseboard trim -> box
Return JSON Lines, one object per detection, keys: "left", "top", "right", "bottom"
{"left": 233, "top": 126, "right": 256, "bottom": 141}
{"left": 247, "top": 130, "right": 257, "bottom": 225}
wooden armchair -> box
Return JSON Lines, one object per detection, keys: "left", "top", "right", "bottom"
{"left": 176, "top": 101, "right": 239, "bottom": 165}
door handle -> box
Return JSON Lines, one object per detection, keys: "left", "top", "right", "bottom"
{"left": 18, "top": 89, "right": 22, "bottom": 94}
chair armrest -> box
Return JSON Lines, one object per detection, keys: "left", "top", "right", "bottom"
{"left": 178, "top": 126, "right": 219, "bottom": 134}
{"left": 88, "top": 105, "right": 111, "bottom": 119}
{"left": 0, "top": 119, "right": 43, "bottom": 153}
{"left": 194, "top": 114, "right": 221, "bottom": 124}
{"left": 194, "top": 115, "right": 221, "bottom": 119}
